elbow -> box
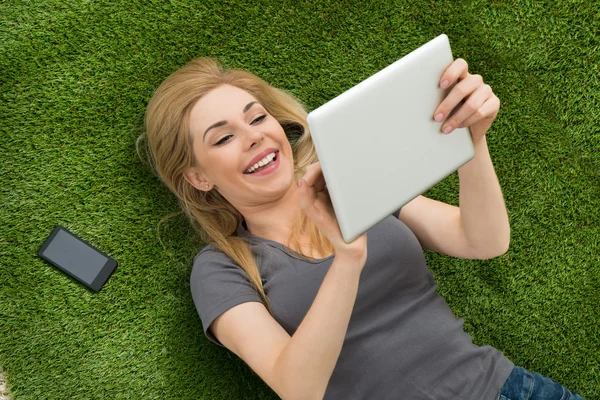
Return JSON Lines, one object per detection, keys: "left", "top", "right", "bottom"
{"left": 472, "top": 247, "right": 506, "bottom": 260}
{"left": 473, "top": 233, "right": 510, "bottom": 260}
{"left": 275, "top": 363, "right": 325, "bottom": 400}
{"left": 461, "top": 218, "right": 511, "bottom": 260}
{"left": 500, "top": 234, "right": 511, "bottom": 256}
{"left": 497, "top": 227, "right": 511, "bottom": 257}
{"left": 491, "top": 241, "right": 510, "bottom": 259}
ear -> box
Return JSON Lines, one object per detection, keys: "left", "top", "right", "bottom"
{"left": 183, "top": 167, "right": 212, "bottom": 192}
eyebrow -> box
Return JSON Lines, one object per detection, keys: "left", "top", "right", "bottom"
{"left": 203, "top": 101, "right": 258, "bottom": 143}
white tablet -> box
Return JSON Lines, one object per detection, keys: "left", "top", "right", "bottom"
{"left": 307, "top": 34, "right": 474, "bottom": 243}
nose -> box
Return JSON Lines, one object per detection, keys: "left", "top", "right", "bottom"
{"left": 244, "top": 125, "right": 265, "bottom": 150}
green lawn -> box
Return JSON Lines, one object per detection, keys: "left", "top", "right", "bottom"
{"left": 1, "top": 1, "right": 598, "bottom": 399}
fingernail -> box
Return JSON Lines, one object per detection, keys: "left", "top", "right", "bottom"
{"left": 443, "top": 126, "right": 453, "bottom": 134}
{"left": 440, "top": 80, "right": 449, "bottom": 89}
{"left": 434, "top": 113, "right": 444, "bottom": 122}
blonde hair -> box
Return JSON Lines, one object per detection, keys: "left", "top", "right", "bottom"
{"left": 136, "top": 57, "right": 334, "bottom": 315}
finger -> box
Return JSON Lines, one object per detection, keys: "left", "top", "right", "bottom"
{"left": 298, "top": 181, "right": 337, "bottom": 237}
{"left": 300, "top": 162, "right": 326, "bottom": 192}
{"left": 459, "top": 95, "right": 500, "bottom": 128}
{"left": 442, "top": 84, "right": 492, "bottom": 132}
{"left": 300, "top": 163, "right": 320, "bottom": 184}
{"left": 439, "top": 58, "right": 469, "bottom": 90}
{"left": 434, "top": 74, "right": 483, "bottom": 126}
{"left": 297, "top": 179, "right": 318, "bottom": 213}
{"left": 319, "top": 186, "right": 335, "bottom": 215}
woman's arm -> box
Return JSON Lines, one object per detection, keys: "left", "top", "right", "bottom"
{"left": 399, "top": 135, "right": 510, "bottom": 259}
{"left": 273, "top": 254, "right": 362, "bottom": 400}
{"left": 436, "top": 58, "right": 510, "bottom": 258}
{"left": 398, "top": 58, "right": 510, "bottom": 259}
{"left": 274, "top": 162, "right": 368, "bottom": 399}
{"left": 457, "top": 135, "right": 510, "bottom": 258}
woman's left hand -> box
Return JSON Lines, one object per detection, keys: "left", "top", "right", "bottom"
{"left": 433, "top": 58, "right": 500, "bottom": 144}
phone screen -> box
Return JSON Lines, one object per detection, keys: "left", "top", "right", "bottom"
{"left": 39, "top": 226, "right": 117, "bottom": 291}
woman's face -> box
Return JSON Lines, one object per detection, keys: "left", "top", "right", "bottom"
{"left": 184, "top": 84, "right": 296, "bottom": 208}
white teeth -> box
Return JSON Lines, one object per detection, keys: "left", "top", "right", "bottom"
{"left": 246, "top": 152, "right": 276, "bottom": 173}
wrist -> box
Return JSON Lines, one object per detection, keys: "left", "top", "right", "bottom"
{"left": 333, "top": 249, "right": 367, "bottom": 270}
{"left": 471, "top": 132, "right": 488, "bottom": 148}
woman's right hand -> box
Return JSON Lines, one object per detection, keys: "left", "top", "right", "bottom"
{"left": 297, "top": 162, "right": 367, "bottom": 269}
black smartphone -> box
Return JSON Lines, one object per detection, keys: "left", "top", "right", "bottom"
{"left": 38, "top": 225, "right": 118, "bottom": 292}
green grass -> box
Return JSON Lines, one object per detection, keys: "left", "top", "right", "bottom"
{"left": 1, "top": 0, "right": 598, "bottom": 398}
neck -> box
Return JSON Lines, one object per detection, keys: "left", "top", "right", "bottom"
{"left": 241, "top": 184, "right": 302, "bottom": 245}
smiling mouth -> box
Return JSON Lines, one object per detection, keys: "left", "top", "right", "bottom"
{"left": 243, "top": 151, "right": 279, "bottom": 174}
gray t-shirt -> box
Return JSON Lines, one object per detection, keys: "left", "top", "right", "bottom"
{"left": 190, "top": 213, "right": 514, "bottom": 399}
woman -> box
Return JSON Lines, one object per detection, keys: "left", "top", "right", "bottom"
{"left": 139, "top": 56, "right": 585, "bottom": 399}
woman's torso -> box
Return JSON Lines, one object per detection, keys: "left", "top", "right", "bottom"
{"left": 237, "top": 215, "right": 514, "bottom": 400}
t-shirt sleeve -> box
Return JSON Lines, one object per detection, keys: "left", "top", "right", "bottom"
{"left": 190, "top": 248, "right": 263, "bottom": 348}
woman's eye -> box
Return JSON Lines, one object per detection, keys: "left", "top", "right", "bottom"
{"left": 215, "top": 135, "right": 232, "bottom": 146}
{"left": 212, "top": 116, "right": 265, "bottom": 146}
{"left": 252, "top": 115, "right": 266, "bottom": 124}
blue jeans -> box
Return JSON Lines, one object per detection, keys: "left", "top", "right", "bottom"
{"left": 497, "top": 366, "right": 585, "bottom": 400}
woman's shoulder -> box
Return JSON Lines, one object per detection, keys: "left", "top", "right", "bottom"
{"left": 192, "top": 244, "right": 232, "bottom": 267}
{"left": 191, "top": 240, "right": 266, "bottom": 275}
{"left": 190, "top": 244, "right": 249, "bottom": 289}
